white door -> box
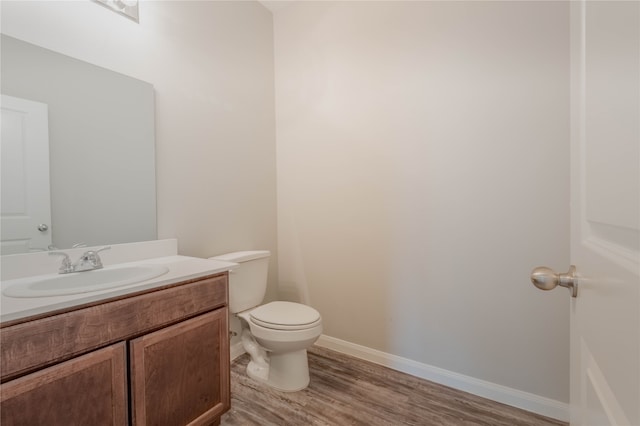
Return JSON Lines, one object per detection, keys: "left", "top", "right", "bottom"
{"left": 570, "top": 1, "right": 639, "bottom": 425}
{"left": 1, "top": 94, "right": 52, "bottom": 254}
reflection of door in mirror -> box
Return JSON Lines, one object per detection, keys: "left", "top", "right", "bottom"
{"left": 1, "top": 94, "right": 52, "bottom": 254}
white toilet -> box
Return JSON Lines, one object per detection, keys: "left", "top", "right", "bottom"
{"left": 210, "top": 250, "right": 322, "bottom": 392}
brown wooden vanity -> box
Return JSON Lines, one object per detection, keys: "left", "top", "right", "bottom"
{"left": 0, "top": 272, "right": 230, "bottom": 426}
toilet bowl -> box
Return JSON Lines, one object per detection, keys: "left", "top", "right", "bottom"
{"left": 209, "top": 251, "right": 322, "bottom": 392}
{"left": 238, "top": 301, "right": 322, "bottom": 391}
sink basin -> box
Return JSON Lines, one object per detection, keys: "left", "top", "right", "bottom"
{"left": 2, "top": 264, "right": 170, "bottom": 298}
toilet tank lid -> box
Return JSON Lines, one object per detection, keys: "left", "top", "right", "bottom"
{"left": 209, "top": 250, "right": 270, "bottom": 263}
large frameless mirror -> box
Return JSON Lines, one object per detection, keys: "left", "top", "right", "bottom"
{"left": 1, "top": 35, "right": 156, "bottom": 254}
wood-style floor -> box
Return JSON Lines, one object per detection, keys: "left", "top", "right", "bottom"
{"left": 221, "top": 346, "right": 567, "bottom": 426}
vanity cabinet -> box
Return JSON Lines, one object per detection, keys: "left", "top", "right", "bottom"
{"left": 0, "top": 273, "right": 230, "bottom": 426}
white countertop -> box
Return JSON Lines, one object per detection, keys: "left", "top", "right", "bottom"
{"left": 0, "top": 240, "right": 236, "bottom": 324}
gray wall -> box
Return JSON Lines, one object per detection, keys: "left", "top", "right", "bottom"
{"left": 274, "top": 1, "right": 570, "bottom": 404}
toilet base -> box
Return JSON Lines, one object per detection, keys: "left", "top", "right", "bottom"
{"left": 246, "top": 349, "right": 310, "bottom": 392}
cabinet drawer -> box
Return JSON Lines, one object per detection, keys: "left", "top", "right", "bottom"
{"left": 1, "top": 274, "right": 227, "bottom": 382}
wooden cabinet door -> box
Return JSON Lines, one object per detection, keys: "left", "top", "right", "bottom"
{"left": 130, "top": 309, "right": 230, "bottom": 426}
{"left": 0, "top": 342, "right": 127, "bottom": 426}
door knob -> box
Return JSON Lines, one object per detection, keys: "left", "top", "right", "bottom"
{"left": 37, "top": 224, "right": 48, "bottom": 232}
{"left": 530, "top": 265, "right": 578, "bottom": 297}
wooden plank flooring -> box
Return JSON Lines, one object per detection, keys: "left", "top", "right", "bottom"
{"left": 221, "top": 346, "right": 567, "bottom": 426}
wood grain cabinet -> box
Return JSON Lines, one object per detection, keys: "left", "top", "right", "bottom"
{"left": 0, "top": 343, "right": 127, "bottom": 426}
{"left": 131, "top": 309, "right": 229, "bottom": 426}
{"left": 0, "top": 273, "right": 230, "bottom": 426}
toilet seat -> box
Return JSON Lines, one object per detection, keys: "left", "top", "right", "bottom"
{"left": 250, "top": 301, "right": 321, "bottom": 331}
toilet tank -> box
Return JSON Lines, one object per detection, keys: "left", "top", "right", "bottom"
{"left": 209, "top": 250, "right": 270, "bottom": 314}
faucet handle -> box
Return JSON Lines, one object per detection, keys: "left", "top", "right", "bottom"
{"left": 49, "top": 251, "right": 73, "bottom": 274}
{"left": 88, "top": 246, "right": 111, "bottom": 269}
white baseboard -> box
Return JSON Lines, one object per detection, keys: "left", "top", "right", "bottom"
{"left": 315, "top": 334, "right": 569, "bottom": 422}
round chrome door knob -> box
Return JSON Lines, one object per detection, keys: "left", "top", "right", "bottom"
{"left": 37, "top": 224, "right": 49, "bottom": 232}
{"left": 530, "top": 265, "right": 578, "bottom": 297}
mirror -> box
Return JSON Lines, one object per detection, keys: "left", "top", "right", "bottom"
{"left": 1, "top": 35, "right": 156, "bottom": 254}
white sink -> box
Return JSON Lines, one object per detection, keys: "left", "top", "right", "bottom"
{"left": 2, "top": 264, "right": 169, "bottom": 298}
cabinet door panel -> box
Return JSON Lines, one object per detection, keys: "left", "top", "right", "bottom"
{"left": 0, "top": 342, "right": 127, "bottom": 426}
{"left": 130, "top": 308, "right": 229, "bottom": 426}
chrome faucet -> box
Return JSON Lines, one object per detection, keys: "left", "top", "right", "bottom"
{"left": 49, "top": 252, "right": 74, "bottom": 274}
{"left": 49, "top": 246, "right": 111, "bottom": 274}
